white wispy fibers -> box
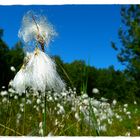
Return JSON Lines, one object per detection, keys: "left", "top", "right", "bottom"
{"left": 12, "top": 52, "right": 32, "bottom": 93}
{"left": 12, "top": 48, "right": 65, "bottom": 93}
{"left": 27, "top": 48, "right": 65, "bottom": 92}
{"left": 18, "top": 11, "right": 56, "bottom": 51}
{"left": 12, "top": 66, "right": 27, "bottom": 93}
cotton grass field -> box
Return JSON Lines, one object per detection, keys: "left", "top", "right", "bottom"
{"left": 0, "top": 86, "right": 140, "bottom": 136}
{"left": 1, "top": 9, "right": 140, "bottom": 137}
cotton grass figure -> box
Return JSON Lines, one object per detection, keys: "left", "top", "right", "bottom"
{"left": 12, "top": 11, "right": 65, "bottom": 93}
{"left": 12, "top": 11, "right": 65, "bottom": 136}
{"left": 13, "top": 49, "right": 65, "bottom": 93}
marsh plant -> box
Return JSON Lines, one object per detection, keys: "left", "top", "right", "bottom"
{"left": 13, "top": 11, "right": 65, "bottom": 93}
{"left": 0, "top": 85, "right": 140, "bottom": 136}
{"left": 12, "top": 11, "right": 65, "bottom": 135}
{"left": 0, "top": 11, "right": 140, "bottom": 136}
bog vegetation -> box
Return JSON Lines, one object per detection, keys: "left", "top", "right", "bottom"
{"left": 0, "top": 5, "right": 140, "bottom": 136}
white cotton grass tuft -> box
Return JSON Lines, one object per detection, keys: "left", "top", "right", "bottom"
{"left": 2, "top": 86, "right": 5, "bottom": 89}
{"left": 10, "top": 66, "right": 16, "bottom": 72}
{"left": 112, "top": 99, "right": 117, "bottom": 106}
{"left": 92, "top": 88, "right": 99, "bottom": 94}
{"left": 12, "top": 67, "right": 26, "bottom": 94}
{"left": 137, "top": 126, "right": 140, "bottom": 130}
{"left": 18, "top": 11, "right": 57, "bottom": 52}
{"left": 12, "top": 48, "right": 65, "bottom": 93}
{"left": 13, "top": 11, "right": 65, "bottom": 93}
{"left": 0, "top": 91, "right": 8, "bottom": 96}
{"left": 27, "top": 48, "right": 65, "bottom": 92}
{"left": 134, "top": 101, "right": 137, "bottom": 105}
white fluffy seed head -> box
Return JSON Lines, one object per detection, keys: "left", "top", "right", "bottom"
{"left": 14, "top": 95, "right": 18, "bottom": 100}
{"left": 137, "top": 126, "right": 140, "bottom": 130}
{"left": 124, "top": 104, "right": 128, "bottom": 108}
{"left": 126, "top": 111, "right": 131, "bottom": 115}
{"left": 8, "top": 80, "right": 13, "bottom": 87}
{"left": 27, "top": 48, "right": 65, "bottom": 92}
{"left": 57, "top": 104, "right": 65, "bottom": 114}
{"left": 0, "top": 91, "right": 8, "bottom": 96}
{"left": 37, "top": 98, "right": 41, "bottom": 104}
{"left": 81, "top": 94, "right": 88, "bottom": 99}
{"left": 123, "top": 108, "right": 127, "bottom": 112}
{"left": 112, "top": 99, "right": 117, "bottom": 106}
{"left": 12, "top": 67, "right": 26, "bottom": 94}
{"left": 134, "top": 101, "right": 137, "bottom": 105}
{"left": 10, "top": 66, "right": 16, "bottom": 72}
{"left": 8, "top": 88, "right": 15, "bottom": 93}
{"left": 18, "top": 11, "right": 57, "bottom": 52}
{"left": 12, "top": 48, "right": 65, "bottom": 93}
{"left": 26, "top": 99, "right": 32, "bottom": 104}
{"left": 83, "top": 99, "right": 89, "bottom": 105}
{"left": 92, "top": 88, "right": 99, "bottom": 94}
{"left": 2, "top": 97, "right": 7, "bottom": 103}
{"left": 75, "top": 112, "right": 80, "bottom": 121}
{"left": 2, "top": 86, "right": 5, "bottom": 89}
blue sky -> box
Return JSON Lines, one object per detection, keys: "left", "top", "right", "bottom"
{"left": 0, "top": 5, "right": 125, "bottom": 70}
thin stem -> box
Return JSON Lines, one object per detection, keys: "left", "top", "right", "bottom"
{"left": 32, "top": 14, "right": 39, "bottom": 33}
{"left": 32, "top": 13, "right": 45, "bottom": 52}
{"left": 23, "top": 91, "right": 26, "bottom": 135}
{"left": 57, "top": 62, "right": 73, "bottom": 87}
{"left": 43, "top": 93, "right": 47, "bottom": 136}
{"left": 89, "top": 98, "right": 100, "bottom": 136}
{"left": 0, "top": 123, "right": 22, "bottom": 136}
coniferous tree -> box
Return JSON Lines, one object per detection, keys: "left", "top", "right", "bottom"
{"left": 112, "top": 5, "right": 140, "bottom": 80}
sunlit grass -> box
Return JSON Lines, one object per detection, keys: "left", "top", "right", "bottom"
{"left": 0, "top": 87, "right": 140, "bottom": 136}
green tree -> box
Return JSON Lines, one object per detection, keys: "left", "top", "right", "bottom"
{"left": 7, "top": 41, "right": 24, "bottom": 71}
{"left": 0, "top": 29, "right": 24, "bottom": 89}
{"left": 53, "top": 55, "right": 72, "bottom": 87}
{"left": 112, "top": 5, "right": 140, "bottom": 79}
{"left": 64, "top": 60, "right": 87, "bottom": 94}
{"left": 112, "top": 5, "right": 140, "bottom": 98}
{"left": 0, "top": 29, "right": 10, "bottom": 88}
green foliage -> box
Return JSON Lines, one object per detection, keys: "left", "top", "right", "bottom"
{"left": 64, "top": 60, "right": 87, "bottom": 94}
{"left": 112, "top": 5, "right": 140, "bottom": 82}
{"left": 0, "top": 92, "right": 140, "bottom": 136}
{"left": 0, "top": 29, "right": 3, "bottom": 39}
{"left": 111, "top": 5, "right": 140, "bottom": 100}
{"left": 7, "top": 41, "right": 24, "bottom": 71}
{"left": 53, "top": 57, "right": 138, "bottom": 102}
{"left": 0, "top": 29, "right": 24, "bottom": 89}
